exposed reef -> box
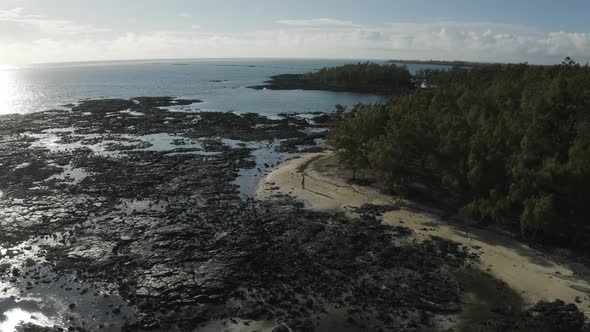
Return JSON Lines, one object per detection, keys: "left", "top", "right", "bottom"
{"left": 0, "top": 97, "right": 586, "bottom": 331}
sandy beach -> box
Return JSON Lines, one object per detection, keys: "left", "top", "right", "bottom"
{"left": 257, "top": 152, "right": 590, "bottom": 317}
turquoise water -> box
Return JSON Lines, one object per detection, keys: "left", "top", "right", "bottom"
{"left": 0, "top": 59, "right": 448, "bottom": 116}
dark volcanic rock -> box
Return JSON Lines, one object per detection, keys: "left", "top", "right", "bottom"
{"left": 465, "top": 299, "right": 588, "bottom": 332}
{"left": 350, "top": 203, "right": 401, "bottom": 217}
{"left": 72, "top": 98, "right": 135, "bottom": 113}
{"left": 131, "top": 96, "right": 201, "bottom": 107}
{"left": 2, "top": 97, "right": 581, "bottom": 331}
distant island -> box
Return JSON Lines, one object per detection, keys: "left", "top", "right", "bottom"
{"left": 250, "top": 62, "right": 413, "bottom": 95}
{"left": 250, "top": 61, "right": 495, "bottom": 95}
{"left": 386, "top": 59, "right": 490, "bottom": 67}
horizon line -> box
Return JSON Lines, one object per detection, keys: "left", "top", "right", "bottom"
{"left": 8, "top": 56, "right": 584, "bottom": 69}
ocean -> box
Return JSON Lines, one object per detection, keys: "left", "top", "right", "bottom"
{"left": 0, "top": 59, "right": 457, "bottom": 330}
{"left": 0, "top": 59, "right": 450, "bottom": 116}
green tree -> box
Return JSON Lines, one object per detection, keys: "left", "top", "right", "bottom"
{"left": 328, "top": 58, "right": 590, "bottom": 245}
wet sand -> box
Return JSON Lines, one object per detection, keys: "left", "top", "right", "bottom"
{"left": 257, "top": 152, "right": 590, "bottom": 318}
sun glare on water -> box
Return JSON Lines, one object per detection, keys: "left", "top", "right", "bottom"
{"left": 0, "top": 64, "right": 22, "bottom": 115}
{"left": 0, "top": 64, "right": 18, "bottom": 71}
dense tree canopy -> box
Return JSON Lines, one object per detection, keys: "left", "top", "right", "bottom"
{"left": 329, "top": 60, "right": 590, "bottom": 244}
{"left": 258, "top": 62, "right": 413, "bottom": 94}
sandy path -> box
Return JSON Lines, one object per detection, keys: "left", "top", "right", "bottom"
{"left": 257, "top": 152, "right": 590, "bottom": 316}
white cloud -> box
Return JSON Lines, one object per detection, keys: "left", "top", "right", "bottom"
{"left": 0, "top": 7, "right": 25, "bottom": 19}
{"left": 1, "top": 10, "right": 589, "bottom": 65}
{"left": 178, "top": 12, "right": 192, "bottom": 18}
{"left": 277, "top": 18, "right": 362, "bottom": 28}
{"left": 0, "top": 7, "right": 109, "bottom": 39}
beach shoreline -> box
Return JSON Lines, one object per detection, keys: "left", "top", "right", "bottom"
{"left": 257, "top": 152, "right": 590, "bottom": 318}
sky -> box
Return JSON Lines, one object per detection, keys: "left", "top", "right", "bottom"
{"left": 0, "top": 0, "right": 589, "bottom": 65}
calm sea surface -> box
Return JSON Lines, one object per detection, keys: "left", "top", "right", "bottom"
{"left": 0, "top": 59, "right": 450, "bottom": 116}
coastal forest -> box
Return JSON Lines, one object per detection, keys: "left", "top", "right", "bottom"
{"left": 255, "top": 62, "right": 413, "bottom": 94}
{"left": 329, "top": 59, "right": 590, "bottom": 246}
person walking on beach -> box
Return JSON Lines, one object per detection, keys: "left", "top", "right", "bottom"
{"left": 301, "top": 173, "right": 305, "bottom": 190}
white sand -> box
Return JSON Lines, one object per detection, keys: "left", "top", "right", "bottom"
{"left": 257, "top": 152, "right": 590, "bottom": 316}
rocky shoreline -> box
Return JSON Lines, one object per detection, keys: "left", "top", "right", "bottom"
{"left": 0, "top": 98, "right": 587, "bottom": 331}
{"left": 258, "top": 153, "right": 590, "bottom": 332}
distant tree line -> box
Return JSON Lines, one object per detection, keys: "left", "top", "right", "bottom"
{"left": 329, "top": 59, "right": 590, "bottom": 245}
{"left": 388, "top": 59, "right": 483, "bottom": 67}
{"left": 254, "top": 62, "right": 413, "bottom": 94}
